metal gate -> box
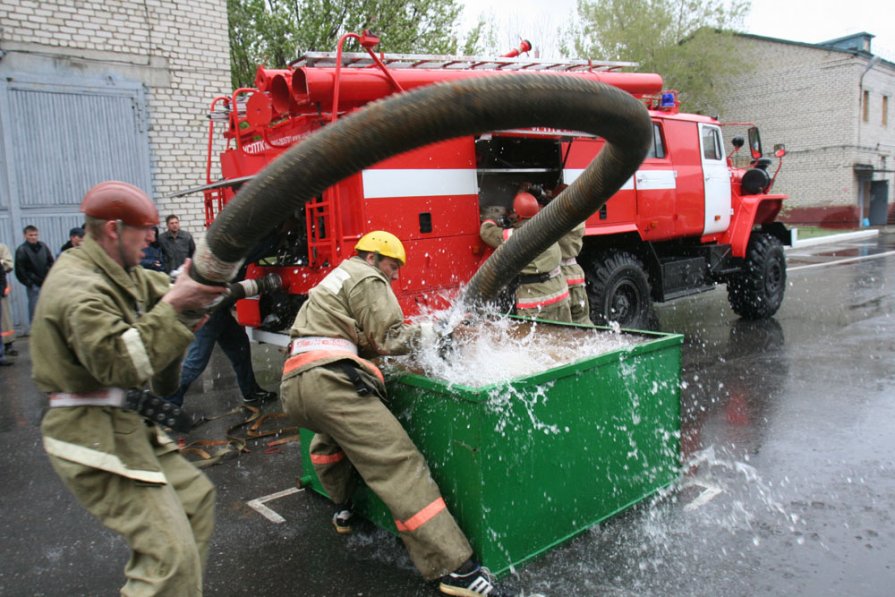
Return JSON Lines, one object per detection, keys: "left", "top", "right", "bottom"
{"left": 0, "top": 76, "right": 152, "bottom": 333}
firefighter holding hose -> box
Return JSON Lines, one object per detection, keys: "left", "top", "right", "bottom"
{"left": 279, "top": 230, "right": 512, "bottom": 597}
{"left": 480, "top": 191, "right": 573, "bottom": 322}
{"left": 31, "top": 181, "right": 224, "bottom": 594}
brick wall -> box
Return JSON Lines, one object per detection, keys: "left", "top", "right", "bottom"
{"left": 718, "top": 35, "right": 895, "bottom": 224}
{"left": 0, "top": 0, "right": 231, "bottom": 235}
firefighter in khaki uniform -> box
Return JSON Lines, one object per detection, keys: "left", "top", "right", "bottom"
{"left": 558, "top": 221, "right": 592, "bottom": 325}
{"left": 32, "top": 181, "right": 225, "bottom": 595}
{"left": 480, "top": 191, "right": 572, "bottom": 322}
{"left": 280, "top": 231, "right": 511, "bottom": 597}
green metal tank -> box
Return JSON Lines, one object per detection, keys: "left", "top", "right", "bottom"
{"left": 299, "top": 322, "right": 683, "bottom": 576}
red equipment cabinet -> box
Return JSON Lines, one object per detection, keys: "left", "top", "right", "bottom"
{"left": 191, "top": 33, "right": 790, "bottom": 339}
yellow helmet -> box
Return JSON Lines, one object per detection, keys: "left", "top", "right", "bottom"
{"left": 355, "top": 230, "right": 406, "bottom": 265}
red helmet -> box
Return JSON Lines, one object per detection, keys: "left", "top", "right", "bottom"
{"left": 512, "top": 191, "right": 540, "bottom": 220}
{"left": 81, "top": 181, "right": 159, "bottom": 227}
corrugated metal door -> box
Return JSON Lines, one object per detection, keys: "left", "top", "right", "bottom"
{"left": 0, "top": 77, "right": 152, "bottom": 333}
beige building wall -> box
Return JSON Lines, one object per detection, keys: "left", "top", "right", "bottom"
{"left": 0, "top": 0, "right": 231, "bottom": 233}
{"left": 719, "top": 34, "right": 895, "bottom": 225}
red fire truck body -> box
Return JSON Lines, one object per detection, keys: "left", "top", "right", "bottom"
{"left": 198, "top": 35, "right": 790, "bottom": 341}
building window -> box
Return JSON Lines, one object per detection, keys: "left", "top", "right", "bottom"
{"left": 863, "top": 90, "right": 869, "bottom": 123}
{"left": 884, "top": 95, "right": 889, "bottom": 127}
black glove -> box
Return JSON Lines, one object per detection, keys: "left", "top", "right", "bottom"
{"left": 126, "top": 390, "right": 193, "bottom": 433}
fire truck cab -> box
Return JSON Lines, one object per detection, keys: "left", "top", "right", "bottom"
{"left": 195, "top": 34, "right": 790, "bottom": 341}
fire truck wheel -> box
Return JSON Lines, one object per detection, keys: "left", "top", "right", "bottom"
{"left": 587, "top": 251, "right": 655, "bottom": 329}
{"left": 726, "top": 232, "right": 786, "bottom": 319}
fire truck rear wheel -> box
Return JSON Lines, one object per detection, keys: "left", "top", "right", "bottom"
{"left": 726, "top": 232, "right": 786, "bottom": 319}
{"left": 587, "top": 251, "right": 655, "bottom": 329}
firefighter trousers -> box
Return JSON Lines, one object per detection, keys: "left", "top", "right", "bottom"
{"left": 46, "top": 431, "right": 216, "bottom": 596}
{"left": 568, "top": 283, "right": 591, "bottom": 325}
{"left": 280, "top": 361, "right": 473, "bottom": 580}
{"left": 515, "top": 279, "right": 573, "bottom": 322}
{"left": 562, "top": 262, "right": 591, "bottom": 325}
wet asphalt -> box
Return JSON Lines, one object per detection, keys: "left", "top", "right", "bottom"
{"left": 1, "top": 231, "right": 893, "bottom": 596}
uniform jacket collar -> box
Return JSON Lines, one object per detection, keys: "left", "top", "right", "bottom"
{"left": 348, "top": 255, "right": 389, "bottom": 283}
{"left": 80, "top": 236, "right": 143, "bottom": 302}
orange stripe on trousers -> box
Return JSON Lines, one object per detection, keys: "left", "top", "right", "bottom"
{"left": 516, "top": 289, "right": 570, "bottom": 310}
{"left": 394, "top": 497, "right": 447, "bottom": 532}
{"left": 310, "top": 451, "right": 345, "bottom": 465}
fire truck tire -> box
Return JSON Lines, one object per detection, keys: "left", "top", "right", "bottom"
{"left": 726, "top": 232, "right": 786, "bottom": 319}
{"left": 587, "top": 251, "right": 655, "bottom": 329}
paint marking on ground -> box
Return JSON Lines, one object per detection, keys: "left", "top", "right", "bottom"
{"left": 683, "top": 482, "right": 723, "bottom": 511}
{"left": 789, "top": 249, "right": 895, "bottom": 272}
{"left": 247, "top": 486, "right": 303, "bottom": 524}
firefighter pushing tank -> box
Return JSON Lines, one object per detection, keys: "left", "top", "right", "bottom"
{"left": 279, "top": 230, "right": 512, "bottom": 597}
{"left": 31, "top": 181, "right": 225, "bottom": 594}
{"left": 479, "top": 191, "right": 573, "bottom": 322}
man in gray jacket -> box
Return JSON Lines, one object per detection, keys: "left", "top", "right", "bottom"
{"left": 158, "top": 214, "right": 196, "bottom": 272}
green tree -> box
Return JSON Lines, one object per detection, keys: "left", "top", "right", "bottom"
{"left": 566, "top": 0, "right": 751, "bottom": 114}
{"left": 227, "top": 0, "right": 484, "bottom": 88}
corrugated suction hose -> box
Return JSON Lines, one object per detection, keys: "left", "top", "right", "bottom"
{"left": 193, "top": 73, "right": 653, "bottom": 304}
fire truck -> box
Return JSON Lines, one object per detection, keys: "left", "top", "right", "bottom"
{"left": 194, "top": 32, "right": 790, "bottom": 343}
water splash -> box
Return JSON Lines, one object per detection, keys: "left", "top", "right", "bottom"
{"left": 390, "top": 304, "right": 646, "bottom": 388}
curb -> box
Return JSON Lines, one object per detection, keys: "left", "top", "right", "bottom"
{"left": 788, "top": 228, "right": 880, "bottom": 250}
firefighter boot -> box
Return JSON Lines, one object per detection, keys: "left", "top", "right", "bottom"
{"left": 332, "top": 502, "right": 354, "bottom": 535}
{"left": 439, "top": 560, "right": 515, "bottom": 597}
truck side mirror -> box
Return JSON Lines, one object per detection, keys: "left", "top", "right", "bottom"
{"left": 773, "top": 144, "right": 786, "bottom": 158}
{"left": 747, "top": 126, "right": 762, "bottom": 160}
{"left": 731, "top": 136, "right": 744, "bottom": 149}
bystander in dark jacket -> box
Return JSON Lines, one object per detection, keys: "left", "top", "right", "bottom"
{"left": 58, "top": 227, "right": 85, "bottom": 256}
{"left": 140, "top": 227, "right": 167, "bottom": 272}
{"left": 158, "top": 215, "right": 195, "bottom": 272}
{"left": 14, "top": 225, "right": 54, "bottom": 325}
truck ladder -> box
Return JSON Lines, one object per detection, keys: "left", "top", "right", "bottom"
{"left": 291, "top": 51, "right": 637, "bottom": 73}
{"left": 305, "top": 190, "right": 343, "bottom": 268}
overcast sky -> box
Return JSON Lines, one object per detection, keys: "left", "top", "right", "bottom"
{"left": 458, "top": 0, "right": 895, "bottom": 62}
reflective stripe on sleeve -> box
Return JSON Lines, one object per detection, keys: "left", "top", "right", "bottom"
{"left": 318, "top": 266, "right": 351, "bottom": 295}
{"left": 565, "top": 276, "right": 586, "bottom": 287}
{"left": 43, "top": 435, "right": 167, "bottom": 484}
{"left": 310, "top": 451, "right": 345, "bottom": 465}
{"left": 394, "top": 497, "right": 447, "bottom": 533}
{"left": 121, "top": 328, "right": 154, "bottom": 380}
